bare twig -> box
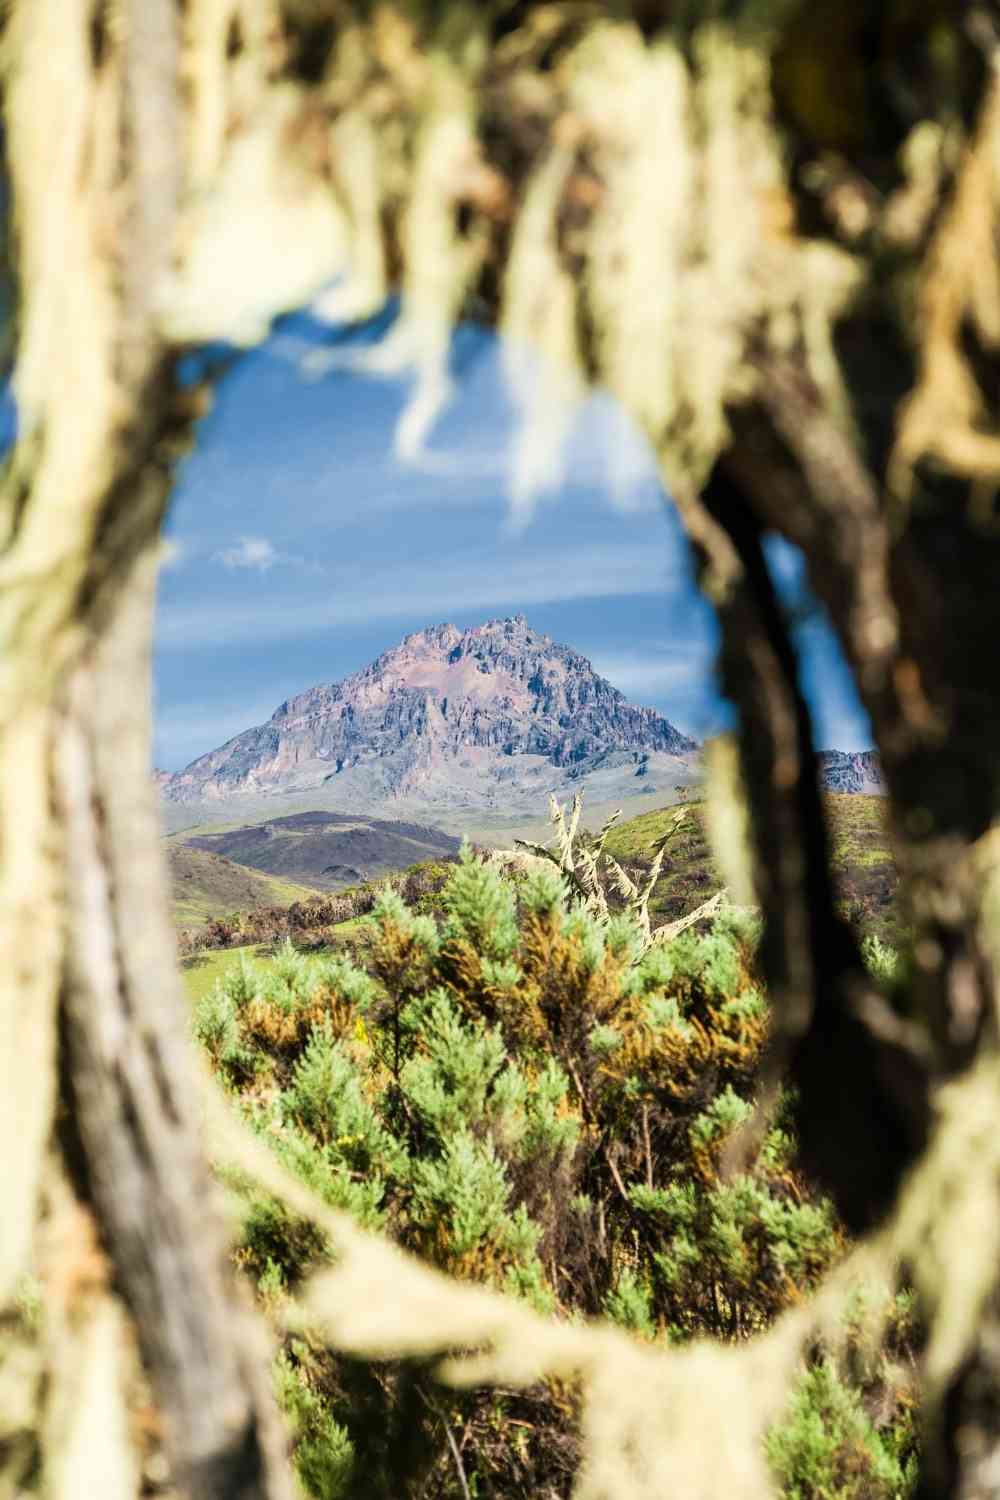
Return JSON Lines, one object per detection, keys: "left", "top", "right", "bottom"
{"left": 420, "top": 1390, "right": 472, "bottom": 1500}
{"left": 442, "top": 1416, "right": 473, "bottom": 1500}
{"left": 650, "top": 889, "right": 727, "bottom": 946}
{"left": 641, "top": 1105, "right": 653, "bottom": 1191}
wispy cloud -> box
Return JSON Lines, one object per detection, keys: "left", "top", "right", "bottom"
{"left": 158, "top": 543, "right": 683, "bottom": 651}
{"left": 215, "top": 536, "right": 282, "bottom": 571}
{"left": 270, "top": 314, "right": 665, "bottom": 522}
{"left": 212, "top": 535, "right": 325, "bottom": 575}
{"left": 590, "top": 651, "right": 715, "bottom": 703}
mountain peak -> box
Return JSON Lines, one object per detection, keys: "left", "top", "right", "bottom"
{"left": 162, "top": 617, "right": 697, "bottom": 808}
{"left": 392, "top": 614, "right": 536, "bottom": 652}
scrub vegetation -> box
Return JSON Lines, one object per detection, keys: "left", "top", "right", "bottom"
{"left": 190, "top": 832, "right": 917, "bottom": 1498}
{"left": 4, "top": 2, "right": 999, "bottom": 1496}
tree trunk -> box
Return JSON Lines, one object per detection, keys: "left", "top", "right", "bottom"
{"left": 3, "top": 3, "right": 1000, "bottom": 1497}
{"left": 54, "top": 551, "right": 293, "bottom": 1500}
{"left": 0, "top": 2, "right": 291, "bottom": 1493}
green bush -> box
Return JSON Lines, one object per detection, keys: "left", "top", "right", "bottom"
{"left": 194, "top": 844, "right": 916, "bottom": 1498}
{"left": 767, "top": 1360, "right": 918, "bottom": 1500}
{"left": 275, "top": 1348, "right": 355, "bottom": 1500}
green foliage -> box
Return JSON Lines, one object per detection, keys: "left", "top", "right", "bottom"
{"left": 604, "top": 1268, "right": 656, "bottom": 1338}
{"left": 861, "top": 934, "right": 903, "bottom": 987}
{"left": 767, "top": 1360, "right": 918, "bottom": 1500}
{"left": 440, "top": 845, "right": 520, "bottom": 961}
{"left": 275, "top": 1349, "right": 355, "bottom": 1500}
{"left": 193, "top": 839, "right": 915, "bottom": 1498}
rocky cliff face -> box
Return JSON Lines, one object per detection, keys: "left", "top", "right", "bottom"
{"left": 162, "top": 615, "right": 697, "bottom": 807}
{"left": 818, "top": 749, "right": 885, "bottom": 794}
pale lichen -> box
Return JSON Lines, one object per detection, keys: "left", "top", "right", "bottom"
{"left": 890, "top": 73, "right": 1000, "bottom": 503}
{"left": 4, "top": 5, "right": 1000, "bottom": 1495}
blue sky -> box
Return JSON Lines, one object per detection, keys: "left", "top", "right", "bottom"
{"left": 153, "top": 302, "right": 871, "bottom": 770}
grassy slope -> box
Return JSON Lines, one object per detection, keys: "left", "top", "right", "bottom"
{"left": 181, "top": 943, "right": 271, "bottom": 1000}
{"left": 178, "top": 793, "right": 898, "bottom": 998}
{"left": 169, "top": 844, "right": 316, "bottom": 927}
{"left": 603, "top": 792, "right": 898, "bottom": 943}
{"left": 180, "top": 920, "right": 366, "bottom": 1000}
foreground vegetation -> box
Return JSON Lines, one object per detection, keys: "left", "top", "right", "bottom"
{"left": 192, "top": 834, "right": 917, "bottom": 1498}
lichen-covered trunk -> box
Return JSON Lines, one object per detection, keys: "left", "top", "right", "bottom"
{"left": 702, "top": 326, "right": 1000, "bottom": 1499}
{"left": 2, "top": 2, "right": 1000, "bottom": 1497}
{"left": 0, "top": 2, "right": 290, "bottom": 1494}
{"left": 53, "top": 551, "right": 293, "bottom": 1500}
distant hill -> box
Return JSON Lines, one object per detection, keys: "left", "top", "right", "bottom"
{"left": 603, "top": 791, "right": 897, "bottom": 944}
{"left": 176, "top": 792, "right": 898, "bottom": 954}
{"left": 177, "top": 808, "right": 462, "bottom": 891}
{"left": 168, "top": 844, "right": 317, "bottom": 926}
{"left": 158, "top": 615, "right": 700, "bottom": 818}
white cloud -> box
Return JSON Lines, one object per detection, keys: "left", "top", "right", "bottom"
{"left": 157, "top": 542, "right": 683, "bottom": 651}
{"left": 269, "top": 319, "right": 664, "bottom": 522}
{"left": 215, "top": 536, "right": 281, "bottom": 571}
{"left": 212, "top": 536, "right": 325, "bottom": 574}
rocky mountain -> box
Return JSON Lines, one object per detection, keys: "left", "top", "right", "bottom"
{"left": 160, "top": 615, "right": 699, "bottom": 814}
{"left": 818, "top": 749, "right": 885, "bottom": 795}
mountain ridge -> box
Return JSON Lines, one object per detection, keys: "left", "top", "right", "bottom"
{"left": 816, "top": 749, "right": 884, "bottom": 794}
{"left": 160, "top": 614, "right": 699, "bottom": 812}
{"left": 157, "top": 615, "right": 884, "bottom": 819}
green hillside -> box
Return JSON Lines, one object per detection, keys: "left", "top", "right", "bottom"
{"left": 168, "top": 844, "right": 317, "bottom": 927}
{"left": 180, "top": 921, "right": 368, "bottom": 1000}
{"left": 180, "top": 942, "right": 272, "bottom": 1000}
{"left": 173, "top": 792, "right": 899, "bottom": 978}
{"left": 603, "top": 792, "right": 897, "bottom": 943}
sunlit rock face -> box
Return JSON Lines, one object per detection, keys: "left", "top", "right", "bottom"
{"left": 818, "top": 750, "right": 885, "bottom": 795}
{"left": 160, "top": 614, "right": 698, "bottom": 812}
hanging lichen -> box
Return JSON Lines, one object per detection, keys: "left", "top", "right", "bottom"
{"left": 3, "top": 3, "right": 1000, "bottom": 1497}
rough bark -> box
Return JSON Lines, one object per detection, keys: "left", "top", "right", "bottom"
{"left": 0, "top": 1, "right": 292, "bottom": 1494}
{"left": 2, "top": 3, "right": 1000, "bottom": 1498}
{"left": 699, "top": 457, "right": 931, "bottom": 1233}
{"left": 54, "top": 552, "right": 293, "bottom": 1500}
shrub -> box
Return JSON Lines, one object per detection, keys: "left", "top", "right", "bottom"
{"left": 181, "top": 859, "right": 459, "bottom": 955}
{"left": 194, "top": 842, "right": 915, "bottom": 1497}
{"left": 767, "top": 1360, "right": 918, "bottom": 1500}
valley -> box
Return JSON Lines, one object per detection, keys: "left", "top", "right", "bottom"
{"left": 161, "top": 613, "right": 891, "bottom": 954}
{"left": 174, "top": 791, "right": 898, "bottom": 1000}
